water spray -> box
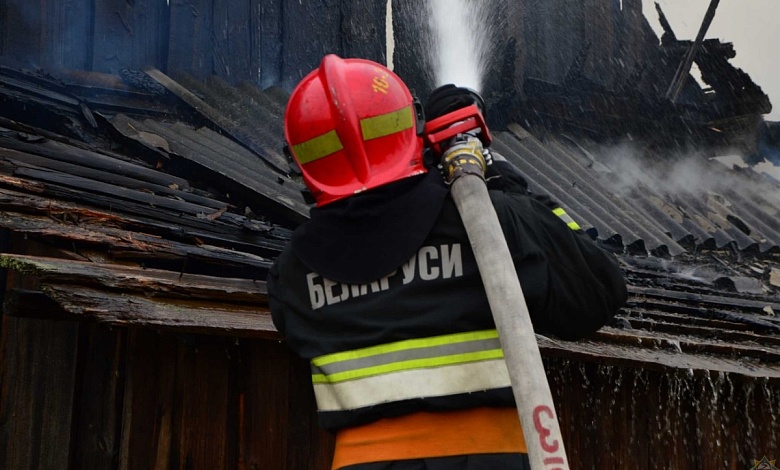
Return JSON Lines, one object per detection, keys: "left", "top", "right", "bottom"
{"left": 426, "top": 0, "right": 492, "bottom": 92}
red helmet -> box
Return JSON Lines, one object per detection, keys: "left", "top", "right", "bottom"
{"left": 284, "top": 55, "right": 425, "bottom": 206}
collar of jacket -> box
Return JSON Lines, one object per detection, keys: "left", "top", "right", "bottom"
{"left": 291, "top": 170, "right": 450, "bottom": 284}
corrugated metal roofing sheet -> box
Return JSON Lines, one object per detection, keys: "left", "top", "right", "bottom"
{"left": 493, "top": 125, "right": 780, "bottom": 257}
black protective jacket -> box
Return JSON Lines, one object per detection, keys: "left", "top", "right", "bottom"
{"left": 268, "top": 160, "right": 627, "bottom": 432}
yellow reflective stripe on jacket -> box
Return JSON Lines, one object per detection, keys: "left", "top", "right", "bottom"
{"left": 552, "top": 207, "right": 581, "bottom": 231}
{"left": 312, "top": 349, "right": 504, "bottom": 384}
{"left": 292, "top": 129, "right": 344, "bottom": 165}
{"left": 313, "top": 329, "right": 499, "bottom": 367}
{"left": 310, "top": 329, "right": 511, "bottom": 412}
{"left": 360, "top": 105, "right": 414, "bottom": 140}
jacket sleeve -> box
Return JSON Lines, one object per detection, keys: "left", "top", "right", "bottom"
{"left": 488, "top": 162, "right": 627, "bottom": 340}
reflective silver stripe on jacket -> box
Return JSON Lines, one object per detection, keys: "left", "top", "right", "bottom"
{"left": 552, "top": 207, "right": 581, "bottom": 231}
{"left": 310, "top": 330, "right": 511, "bottom": 412}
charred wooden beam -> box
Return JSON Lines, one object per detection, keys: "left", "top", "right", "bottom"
{"left": 0, "top": 185, "right": 288, "bottom": 257}
{"left": 654, "top": 2, "right": 677, "bottom": 43}
{"left": 3, "top": 288, "right": 71, "bottom": 321}
{"left": 536, "top": 334, "right": 780, "bottom": 380}
{"left": 42, "top": 285, "right": 279, "bottom": 339}
{"left": 0, "top": 254, "right": 267, "bottom": 304}
{"left": 0, "top": 147, "right": 223, "bottom": 209}
{"left": 0, "top": 70, "right": 82, "bottom": 108}
{"left": 623, "top": 310, "right": 780, "bottom": 348}
{"left": 0, "top": 210, "right": 274, "bottom": 274}
{"left": 629, "top": 285, "right": 780, "bottom": 317}
{"left": 594, "top": 329, "right": 780, "bottom": 363}
{"left": 665, "top": 0, "right": 720, "bottom": 103}
{"left": 13, "top": 166, "right": 229, "bottom": 219}
{"left": 0, "top": 135, "right": 184, "bottom": 187}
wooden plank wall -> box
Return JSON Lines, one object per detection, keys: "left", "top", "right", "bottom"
{"left": 546, "top": 357, "right": 780, "bottom": 469}
{"left": 93, "top": 0, "right": 170, "bottom": 74}
{"left": 0, "top": 0, "right": 93, "bottom": 70}
{"left": 0, "top": 320, "right": 335, "bottom": 470}
{"left": 0, "top": 0, "right": 388, "bottom": 91}
{"left": 0, "top": 232, "right": 335, "bottom": 470}
{"left": 0, "top": 0, "right": 664, "bottom": 118}
{"left": 2, "top": 316, "right": 778, "bottom": 468}
{"left": 0, "top": 318, "right": 336, "bottom": 470}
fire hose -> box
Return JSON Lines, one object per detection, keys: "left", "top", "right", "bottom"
{"left": 424, "top": 87, "right": 571, "bottom": 470}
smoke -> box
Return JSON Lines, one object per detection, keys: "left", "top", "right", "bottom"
{"left": 595, "top": 142, "right": 774, "bottom": 201}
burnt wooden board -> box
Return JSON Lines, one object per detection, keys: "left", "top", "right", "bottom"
{"left": 0, "top": 135, "right": 187, "bottom": 188}
{"left": 0, "top": 185, "right": 287, "bottom": 258}
{"left": 212, "top": 0, "right": 252, "bottom": 82}
{"left": 14, "top": 166, "right": 226, "bottom": 218}
{"left": 0, "top": 316, "right": 80, "bottom": 469}
{"left": 623, "top": 310, "right": 780, "bottom": 347}
{"left": 167, "top": 0, "right": 215, "bottom": 80}
{"left": 280, "top": 0, "right": 341, "bottom": 91}
{"left": 71, "top": 325, "right": 126, "bottom": 470}
{"left": 0, "top": 254, "right": 267, "bottom": 304}
{"left": 0, "top": 210, "right": 273, "bottom": 271}
{"left": 251, "top": 0, "right": 282, "bottom": 88}
{"left": 630, "top": 285, "right": 780, "bottom": 315}
{"left": 537, "top": 331, "right": 780, "bottom": 380}
{"left": 92, "top": 0, "right": 169, "bottom": 73}
{"left": 42, "top": 285, "right": 277, "bottom": 338}
{"left": 0, "top": 0, "right": 91, "bottom": 71}
{"left": 593, "top": 328, "right": 780, "bottom": 362}
{"left": 0, "top": 146, "right": 222, "bottom": 209}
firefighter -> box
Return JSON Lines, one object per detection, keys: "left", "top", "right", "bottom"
{"left": 268, "top": 54, "right": 627, "bottom": 470}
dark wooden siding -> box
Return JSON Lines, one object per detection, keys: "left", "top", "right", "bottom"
{"left": 0, "top": 318, "right": 335, "bottom": 470}
{"left": 0, "top": 234, "right": 335, "bottom": 470}
{"left": 546, "top": 357, "right": 780, "bottom": 468}
{"left": 3, "top": 316, "right": 777, "bottom": 469}
{"left": 1, "top": 0, "right": 661, "bottom": 101}
{"left": 0, "top": 0, "right": 93, "bottom": 70}
{"left": 93, "top": 0, "right": 170, "bottom": 74}
{"left": 0, "top": 0, "right": 387, "bottom": 91}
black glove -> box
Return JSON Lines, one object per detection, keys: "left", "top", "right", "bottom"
{"left": 424, "top": 84, "right": 486, "bottom": 121}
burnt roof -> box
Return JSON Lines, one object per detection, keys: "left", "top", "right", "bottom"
{"left": 0, "top": 64, "right": 779, "bottom": 380}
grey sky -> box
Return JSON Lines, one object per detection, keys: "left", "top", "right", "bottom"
{"left": 642, "top": 0, "right": 780, "bottom": 120}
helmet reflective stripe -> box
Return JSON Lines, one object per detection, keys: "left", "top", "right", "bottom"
{"left": 309, "top": 330, "right": 511, "bottom": 412}
{"left": 552, "top": 207, "right": 581, "bottom": 231}
{"left": 360, "top": 105, "right": 415, "bottom": 141}
{"left": 292, "top": 130, "right": 344, "bottom": 165}
{"left": 293, "top": 106, "right": 414, "bottom": 167}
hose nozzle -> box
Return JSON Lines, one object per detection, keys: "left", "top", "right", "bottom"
{"left": 440, "top": 135, "right": 488, "bottom": 184}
